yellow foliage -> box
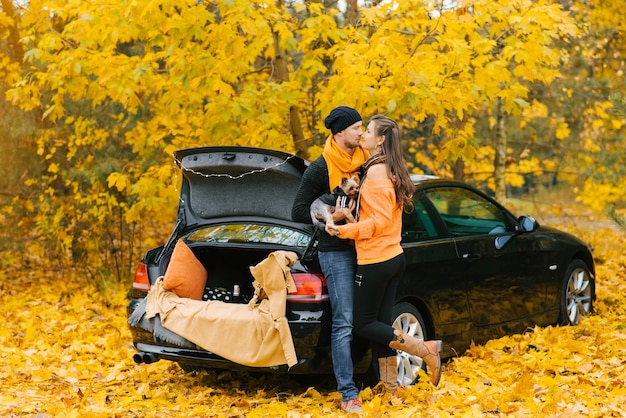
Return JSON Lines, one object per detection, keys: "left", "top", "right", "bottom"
{"left": 1, "top": 0, "right": 623, "bottom": 280}
{"left": 1, "top": 223, "right": 623, "bottom": 416}
{"left": 555, "top": 122, "right": 571, "bottom": 140}
{"left": 577, "top": 180, "right": 626, "bottom": 211}
{"left": 107, "top": 172, "right": 129, "bottom": 193}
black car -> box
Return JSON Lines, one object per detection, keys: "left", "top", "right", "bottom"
{"left": 127, "top": 146, "right": 595, "bottom": 386}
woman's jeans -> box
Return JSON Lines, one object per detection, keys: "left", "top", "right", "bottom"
{"left": 319, "top": 248, "right": 359, "bottom": 402}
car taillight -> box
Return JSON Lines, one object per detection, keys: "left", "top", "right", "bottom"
{"left": 288, "top": 272, "right": 329, "bottom": 303}
{"left": 133, "top": 262, "right": 150, "bottom": 292}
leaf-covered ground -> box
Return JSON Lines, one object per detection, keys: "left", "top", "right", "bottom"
{"left": 1, "top": 223, "right": 625, "bottom": 417}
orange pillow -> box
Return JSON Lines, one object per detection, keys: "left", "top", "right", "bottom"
{"left": 163, "top": 240, "right": 207, "bottom": 300}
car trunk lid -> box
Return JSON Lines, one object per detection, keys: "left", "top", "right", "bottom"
{"left": 174, "top": 146, "right": 308, "bottom": 227}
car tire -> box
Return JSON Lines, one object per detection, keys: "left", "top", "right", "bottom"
{"left": 558, "top": 259, "right": 594, "bottom": 325}
{"left": 391, "top": 302, "right": 428, "bottom": 386}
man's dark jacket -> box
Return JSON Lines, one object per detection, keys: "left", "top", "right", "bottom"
{"left": 291, "top": 156, "right": 357, "bottom": 252}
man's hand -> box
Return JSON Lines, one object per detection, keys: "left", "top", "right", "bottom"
{"left": 331, "top": 197, "right": 356, "bottom": 222}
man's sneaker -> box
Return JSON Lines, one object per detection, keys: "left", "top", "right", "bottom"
{"left": 341, "top": 398, "right": 363, "bottom": 413}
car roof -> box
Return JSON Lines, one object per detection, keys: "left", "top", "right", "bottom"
{"left": 411, "top": 174, "right": 441, "bottom": 184}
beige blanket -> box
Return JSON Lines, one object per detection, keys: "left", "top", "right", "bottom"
{"left": 146, "top": 250, "right": 299, "bottom": 368}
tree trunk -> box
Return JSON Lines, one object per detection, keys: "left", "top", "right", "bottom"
{"left": 271, "top": 18, "right": 307, "bottom": 159}
{"left": 1, "top": 0, "right": 24, "bottom": 62}
{"left": 493, "top": 98, "right": 507, "bottom": 203}
{"left": 452, "top": 158, "right": 464, "bottom": 182}
{"left": 346, "top": 0, "right": 359, "bottom": 26}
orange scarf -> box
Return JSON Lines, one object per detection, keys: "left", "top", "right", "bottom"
{"left": 323, "top": 135, "right": 369, "bottom": 191}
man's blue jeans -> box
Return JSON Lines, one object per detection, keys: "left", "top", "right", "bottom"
{"left": 319, "top": 248, "right": 359, "bottom": 402}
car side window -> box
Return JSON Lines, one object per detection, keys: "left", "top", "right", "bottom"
{"left": 424, "top": 187, "right": 508, "bottom": 236}
{"left": 402, "top": 197, "right": 441, "bottom": 242}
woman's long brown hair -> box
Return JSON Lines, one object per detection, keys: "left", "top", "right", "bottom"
{"left": 370, "top": 114, "right": 416, "bottom": 212}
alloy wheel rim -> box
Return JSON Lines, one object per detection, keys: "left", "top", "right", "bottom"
{"left": 392, "top": 312, "right": 425, "bottom": 386}
{"left": 566, "top": 267, "right": 593, "bottom": 324}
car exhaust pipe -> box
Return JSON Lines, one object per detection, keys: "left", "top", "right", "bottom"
{"left": 133, "top": 352, "right": 160, "bottom": 364}
{"left": 143, "top": 353, "right": 160, "bottom": 364}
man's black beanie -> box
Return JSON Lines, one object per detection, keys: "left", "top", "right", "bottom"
{"left": 324, "top": 106, "right": 362, "bottom": 135}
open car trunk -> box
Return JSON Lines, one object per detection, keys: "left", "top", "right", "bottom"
{"left": 131, "top": 241, "right": 338, "bottom": 371}
{"left": 180, "top": 244, "right": 300, "bottom": 304}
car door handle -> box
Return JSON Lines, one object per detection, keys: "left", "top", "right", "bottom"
{"left": 462, "top": 253, "right": 481, "bottom": 261}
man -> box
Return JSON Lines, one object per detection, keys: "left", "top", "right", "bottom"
{"left": 291, "top": 106, "right": 368, "bottom": 413}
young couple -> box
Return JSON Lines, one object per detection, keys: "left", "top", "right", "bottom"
{"left": 291, "top": 106, "right": 442, "bottom": 414}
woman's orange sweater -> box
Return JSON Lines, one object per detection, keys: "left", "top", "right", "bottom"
{"left": 336, "top": 176, "right": 403, "bottom": 265}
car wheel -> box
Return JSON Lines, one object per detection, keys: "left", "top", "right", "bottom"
{"left": 392, "top": 302, "right": 428, "bottom": 386}
{"left": 558, "top": 260, "right": 594, "bottom": 325}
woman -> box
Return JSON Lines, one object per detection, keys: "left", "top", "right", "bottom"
{"left": 326, "top": 115, "right": 442, "bottom": 392}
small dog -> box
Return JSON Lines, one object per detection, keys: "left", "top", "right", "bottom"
{"left": 310, "top": 175, "right": 360, "bottom": 230}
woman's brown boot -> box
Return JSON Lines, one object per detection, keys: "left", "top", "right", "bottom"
{"left": 378, "top": 356, "right": 398, "bottom": 395}
{"left": 389, "top": 330, "right": 442, "bottom": 386}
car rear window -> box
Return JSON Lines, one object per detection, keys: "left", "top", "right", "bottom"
{"left": 186, "top": 223, "right": 311, "bottom": 247}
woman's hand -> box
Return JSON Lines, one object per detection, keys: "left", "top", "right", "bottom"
{"left": 326, "top": 224, "right": 341, "bottom": 236}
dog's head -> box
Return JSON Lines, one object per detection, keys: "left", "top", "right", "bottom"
{"left": 340, "top": 175, "right": 360, "bottom": 199}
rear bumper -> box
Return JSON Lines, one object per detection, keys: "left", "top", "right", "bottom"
{"left": 126, "top": 298, "right": 339, "bottom": 374}
{"left": 132, "top": 341, "right": 326, "bottom": 373}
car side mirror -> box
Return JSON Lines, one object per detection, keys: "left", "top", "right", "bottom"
{"left": 517, "top": 215, "right": 538, "bottom": 232}
{"left": 495, "top": 216, "right": 539, "bottom": 250}
{"left": 495, "top": 235, "right": 511, "bottom": 250}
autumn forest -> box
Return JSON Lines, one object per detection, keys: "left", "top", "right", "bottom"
{"left": 1, "top": 0, "right": 625, "bottom": 416}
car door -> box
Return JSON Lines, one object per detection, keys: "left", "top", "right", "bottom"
{"left": 422, "top": 185, "right": 549, "bottom": 330}
{"left": 400, "top": 194, "right": 471, "bottom": 327}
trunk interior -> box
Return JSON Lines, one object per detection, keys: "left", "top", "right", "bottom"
{"left": 171, "top": 245, "right": 302, "bottom": 303}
